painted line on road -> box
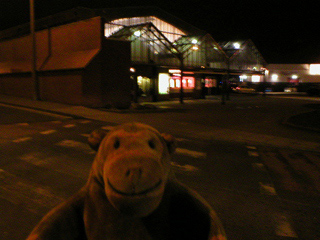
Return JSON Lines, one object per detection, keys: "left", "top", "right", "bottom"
{"left": 274, "top": 213, "right": 298, "bottom": 238}
{"left": 63, "top": 124, "right": 76, "bottom": 128}
{"left": 79, "top": 120, "right": 92, "bottom": 124}
{"left": 259, "top": 182, "right": 277, "bottom": 195}
{"left": 175, "top": 148, "right": 207, "bottom": 159}
{"left": 12, "top": 137, "right": 32, "bottom": 143}
{"left": 40, "top": 130, "right": 57, "bottom": 135}
{"left": 102, "top": 125, "right": 115, "bottom": 131}
{"left": 56, "top": 140, "right": 96, "bottom": 154}
{"left": 248, "top": 151, "right": 259, "bottom": 157}
{"left": 0, "top": 169, "right": 64, "bottom": 214}
{"left": 16, "top": 123, "right": 30, "bottom": 126}
{"left": 171, "top": 162, "right": 199, "bottom": 172}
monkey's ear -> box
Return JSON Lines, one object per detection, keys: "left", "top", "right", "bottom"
{"left": 161, "top": 133, "right": 176, "bottom": 154}
{"left": 88, "top": 129, "right": 108, "bottom": 151}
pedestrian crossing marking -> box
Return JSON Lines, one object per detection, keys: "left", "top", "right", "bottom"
{"left": 259, "top": 182, "right": 277, "bottom": 195}
{"left": 56, "top": 140, "right": 95, "bottom": 154}
{"left": 274, "top": 213, "right": 298, "bottom": 238}
{"left": 63, "top": 124, "right": 76, "bottom": 128}
{"left": 171, "top": 162, "right": 199, "bottom": 172}
{"left": 40, "top": 130, "right": 57, "bottom": 135}
{"left": 175, "top": 148, "right": 207, "bottom": 159}
{"left": 12, "top": 137, "right": 32, "bottom": 143}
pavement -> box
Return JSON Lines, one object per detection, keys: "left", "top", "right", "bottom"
{"left": 0, "top": 93, "right": 319, "bottom": 150}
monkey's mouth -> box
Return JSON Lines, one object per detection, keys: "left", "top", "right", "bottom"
{"left": 107, "top": 179, "right": 162, "bottom": 196}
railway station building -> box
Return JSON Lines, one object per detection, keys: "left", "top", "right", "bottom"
{"left": 0, "top": 7, "right": 266, "bottom": 107}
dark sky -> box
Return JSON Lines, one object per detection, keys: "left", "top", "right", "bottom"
{"left": 1, "top": 0, "right": 319, "bottom": 63}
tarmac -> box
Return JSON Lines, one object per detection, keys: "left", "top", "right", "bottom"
{"left": 0, "top": 93, "right": 319, "bottom": 150}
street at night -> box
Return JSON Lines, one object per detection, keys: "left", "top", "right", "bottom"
{"left": 0, "top": 94, "right": 319, "bottom": 239}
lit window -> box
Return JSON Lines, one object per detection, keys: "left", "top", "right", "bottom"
{"left": 158, "top": 73, "right": 170, "bottom": 94}
{"left": 252, "top": 75, "right": 260, "bottom": 82}
{"left": 240, "top": 75, "right": 247, "bottom": 82}
{"left": 310, "top": 64, "right": 320, "bottom": 75}
{"left": 188, "top": 78, "right": 195, "bottom": 88}
{"left": 271, "top": 74, "right": 278, "bottom": 81}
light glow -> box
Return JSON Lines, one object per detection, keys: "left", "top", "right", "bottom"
{"left": 310, "top": 64, "right": 320, "bottom": 75}
{"left": 291, "top": 74, "right": 298, "bottom": 79}
{"left": 271, "top": 74, "right": 278, "bottom": 81}
{"left": 134, "top": 31, "right": 141, "bottom": 37}
{"left": 192, "top": 45, "right": 199, "bottom": 51}
{"left": 233, "top": 42, "right": 240, "bottom": 49}
{"left": 252, "top": 75, "right": 260, "bottom": 82}
{"left": 158, "top": 73, "right": 170, "bottom": 94}
{"left": 191, "top": 39, "right": 198, "bottom": 44}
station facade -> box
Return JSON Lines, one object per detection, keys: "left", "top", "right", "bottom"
{"left": 0, "top": 7, "right": 266, "bottom": 107}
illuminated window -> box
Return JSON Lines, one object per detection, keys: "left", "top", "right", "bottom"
{"left": 271, "top": 74, "right": 278, "bottom": 81}
{"left": 188, "top": 78, "right": 195, "bottom": 88}
{"left": 252, "top": 75, "right": 260, "bottom": 82}
{"left": 158, "top": 73, "right": 170, "bottom": 94}
{"left": 310, "top": 64, "right": 320, "bottom": 75}
{"left": 170, "top": 76, "right": 195, "bottom": 89}
{"left": 240, "top": 75, "right": 247, "bottom": 82}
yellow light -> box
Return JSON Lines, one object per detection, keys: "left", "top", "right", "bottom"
{"left": 291, "top": 74, "right": 298, "bottom": 79}
{"left": 192, "top": 45, "right": 199, "bottom": 51}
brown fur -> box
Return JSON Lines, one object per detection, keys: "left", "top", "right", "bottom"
{"left": 27, "top": 122, "right": 227, "bottom": 240}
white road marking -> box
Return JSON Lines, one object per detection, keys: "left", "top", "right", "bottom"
{"left": 171, "top": 162, "right": 199, "bottom": 172}
{"left": 80, "top": 133, "right": 91, "bottom": 138}
{"left": 12, "top": 137, "right": 32, "bottom": 143}
{"left": 0, "top": 169, "right": 64, "bottom": 214}
{"left": 274, "top": 213, "right": 298, "bottom": 238}
{"left": 102, "top": 126, "right": 115, "bottom": 131}
{"left": 63, "top": 124, "right": 76, "bottom": 128}
{"left": 16, "top": 123, "right": 29, "bottom": 126}
{"left": 79, "top": 120, "right": 91, "bottom": 124}
{"left": 175, "top": 148, "right": 207, "bottom": 159}
{"left": 248, "top": 151, "right": 259, "bottom": 157}
{"left": 40, "top": 130, "right": 57, "bottom": 135}
{"left": 246, "top": 146, "right": 257, "bottom": 150}
{"left": 259, "top": 182, "right": 277, "bottom": 195}
{"left": 56, "top": 140, "right": 95, "bottom": 154}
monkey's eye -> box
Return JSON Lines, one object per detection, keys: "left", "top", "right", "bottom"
{"left": 148, "top": 140, "right": 156, "bottom": 149}
{"left": 114, "top": 139, "right": 120, "bottom": 149}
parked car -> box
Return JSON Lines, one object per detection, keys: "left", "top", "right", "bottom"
{"left": 284, "top": 87, "right": 297, "bottom": 93}
{"left": 233, "top": 86, "right": 256, "bottom": 94}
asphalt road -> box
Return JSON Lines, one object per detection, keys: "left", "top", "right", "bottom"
{"left": 0, "top": 96, "right": 319, "bottom": 240}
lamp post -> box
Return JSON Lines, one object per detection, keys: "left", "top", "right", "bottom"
{"left": 30, "top": 0, "right": 40, "bottom": 100}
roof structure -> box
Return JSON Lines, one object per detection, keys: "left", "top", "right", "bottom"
{"left": 0, "top": 6, "right": 205, "bottom": 41}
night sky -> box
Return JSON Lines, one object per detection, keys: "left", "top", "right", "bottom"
{"left": 0, "top": 0, "right": 319, "bottom": 63}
